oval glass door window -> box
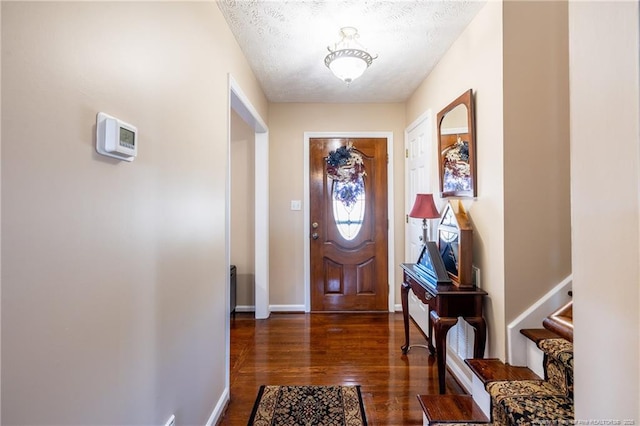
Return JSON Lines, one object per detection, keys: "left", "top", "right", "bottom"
{"left": 332, "top": 177, "right": 365, "bottom": 240}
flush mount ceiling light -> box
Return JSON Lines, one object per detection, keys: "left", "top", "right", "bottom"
{"left": 324, "top": 27, "right": 377, "bottom": 85}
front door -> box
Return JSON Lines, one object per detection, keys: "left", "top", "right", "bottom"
{"left": 309, "top": 137, "right": 388, "bottom": 311}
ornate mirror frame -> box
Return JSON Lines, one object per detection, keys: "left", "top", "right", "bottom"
{"left": 437, "top": 89, "right": 477, "bottom": 198}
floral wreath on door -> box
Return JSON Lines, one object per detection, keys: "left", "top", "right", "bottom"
{"left": 325, "top": 142, "right": 366, "bottom": 207}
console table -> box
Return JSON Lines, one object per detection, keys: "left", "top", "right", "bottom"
{"left": 400, "top": 262, "right": 487, "bottom": 394}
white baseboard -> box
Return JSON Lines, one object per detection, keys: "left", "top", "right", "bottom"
{"left": 205, "top": 387, "right": 229, "bottom": 426}
{"left": 506, "top": 275, "right": 572, "bottom": 366}
{"left": 242, "top": 304, "right": 407, "bottom": 314}
{"left": 270, "top": 304, "right": 305, "bottom": 312}
{"left": 446, "top": 346, "right": 473, "bottom": 394}
{"left": 236, "top": 304, "right": 306, "bottom": 315}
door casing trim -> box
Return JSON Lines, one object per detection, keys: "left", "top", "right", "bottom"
{"left": 303, "top": 132, "right": 395, "bottom": 312}
{"left": 228, "top": 75, "right": 269, "bottom": 321}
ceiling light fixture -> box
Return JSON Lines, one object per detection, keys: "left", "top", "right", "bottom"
{"left": 324, "top": 27, "right": 377, "bottom": 85}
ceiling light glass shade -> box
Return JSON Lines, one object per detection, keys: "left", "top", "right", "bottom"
{"left": 325, "top": 27, "right": 376, "bottom": 85}
{"left": 325, "top": 51, "right": 371, "bottom": 84}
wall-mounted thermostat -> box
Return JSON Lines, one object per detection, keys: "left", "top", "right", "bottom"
{"left": 96, "top": 112, "right": 137, "bottom": 162}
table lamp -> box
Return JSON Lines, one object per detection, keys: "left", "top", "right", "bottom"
{"left": 408, "top": 193, "right": 440, "bottom": 245}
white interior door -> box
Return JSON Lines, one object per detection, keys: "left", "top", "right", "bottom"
{"left": 405, "top": 112, "right": 432, "bottom": 263}
{"left": 404, "top": 112, "right": 433, "bottom": 337}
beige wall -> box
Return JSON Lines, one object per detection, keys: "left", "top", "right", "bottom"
{"left": 502, "top": 1, "right": 571, "bottom": 322}
{"left": 406, "top": 1, "right": 506, "bottom": 358}
{"left": 406, "top": 0, "right": 571, "bottom": 359}
{"left": 0, "top": 2, "right": 3, "bottom": 422}
{"left": 569, "top": 1, "right": 640, "bottom": 419}
{"left": 231, "top": 110, "right": 256, "bottom": 307}
{"left": 267, "top": 103, "right": 405, "bottom": 306}
{"left": 1, "top": 2, "right": 267, "bottom": 424}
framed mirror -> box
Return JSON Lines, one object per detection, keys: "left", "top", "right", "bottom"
{"left": 437, "top": 89, "right": 476, "bottom": 198}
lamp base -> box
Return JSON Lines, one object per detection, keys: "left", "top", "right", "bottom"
{"left": 421, "top": 218, "right": 429, "bottom": 243}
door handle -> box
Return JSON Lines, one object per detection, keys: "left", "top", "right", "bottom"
{"left": 311, "top": 232, "right": 319, "bottom": 240}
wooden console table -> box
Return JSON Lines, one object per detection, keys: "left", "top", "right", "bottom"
{"left": 400, "top": 263, "right": 487, "bottom": 394}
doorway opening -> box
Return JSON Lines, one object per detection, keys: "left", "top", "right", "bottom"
{"left": 226, "top": 75, "right": 269, "bottom": 397}
{"left": 227, "top": 75, "right": 269, "bottom": 319}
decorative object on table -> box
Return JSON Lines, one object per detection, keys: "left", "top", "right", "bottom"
{"left": 437, "top": 89, "right": 476, "bottom": 198}
{"left": 415, "top": 241, "right": 452, "bottom": 286}
{"left": 408, "top": 193, "right": 440, "bottom": 248}
{"left": 324, "top": 27, "right": 377, "bottom": 85}
{"left": 437, "top": 200, "right": 474, "bottom": 288}
{"left": 248, "top": 385, "right": 368, "bottom": 426}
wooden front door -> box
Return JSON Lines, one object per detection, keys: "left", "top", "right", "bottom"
{"left": 310, "top": 137, "right": 388, "bottom": 311}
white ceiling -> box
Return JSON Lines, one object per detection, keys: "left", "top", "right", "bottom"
{"left": 217, "top": 0, "right": 487, "bottom": 103}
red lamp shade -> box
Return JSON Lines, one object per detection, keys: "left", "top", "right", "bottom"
{"left": 409, "top": 194, "right": 440, "bottom": 219}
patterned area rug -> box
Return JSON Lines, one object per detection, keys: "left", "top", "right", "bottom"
{"left": 247, "top": 385, "right": 368, "bottom": 426}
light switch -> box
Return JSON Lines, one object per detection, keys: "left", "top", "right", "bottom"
{"left": 290, "top": 200, "right": 302, "bottom": 211}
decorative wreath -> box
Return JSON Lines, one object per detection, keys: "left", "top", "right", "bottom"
{"left": 326, "top": 142, "right": 366, "bottom": 183}
{"left": 326, "top": 142, "right": 366, "bottom": 207}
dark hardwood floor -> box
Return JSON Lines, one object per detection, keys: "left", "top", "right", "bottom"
{"left": 219, "top": 312, "right": 465, "bottom": 425}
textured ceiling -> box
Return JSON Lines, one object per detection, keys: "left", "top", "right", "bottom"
{"left": 217, "top": 0, "right": 486, "bottom": 103}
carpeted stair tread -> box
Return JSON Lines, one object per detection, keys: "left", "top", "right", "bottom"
{"left": 487, "top": 379, "right": 565, "bottom": 401}
{"left": 495, "top": 394, "right": 574, "bottom": 425}
{"left": 465, "top": 358, "right": 541, "bottom": 385}
{"left": 417, "top": 395, "right": 490, "bottom": 425}
{"left": 538, "top": 338, "right": 573, "bottom": 369}
{"left": 487, "top": 379, "right": 574, "bottom": 424}
{"left": 520, "top": 328, "right": 562, "bottom": 344}
{"left": 538, "top": 338, "right": 574, "bottom": 399}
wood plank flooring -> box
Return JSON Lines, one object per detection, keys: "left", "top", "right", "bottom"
{"left": 219, "top": 312, "right": 465, "bottom": 425}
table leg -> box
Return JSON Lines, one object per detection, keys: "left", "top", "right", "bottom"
{"left": 401, "top": 281, "right": 410, "bottom": 354}
{"left": 431, "top": 311, "right": 458, "bottom": 394}
{"left": 465, "top": 316, "right": 487, "bottom": 359}
{"left": 427, "top": 307, "right": 435, "bottom": 354}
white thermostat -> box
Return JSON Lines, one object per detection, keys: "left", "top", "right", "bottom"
{"left": 96, "top": 112, "right": 137, "bottom": 162}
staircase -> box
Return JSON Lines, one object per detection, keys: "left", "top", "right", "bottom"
{"left": 419, "top": 302, "right": 574, "bottom": 425}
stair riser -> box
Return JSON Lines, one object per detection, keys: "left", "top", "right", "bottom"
{"left": 471, "top": 375, "right": 491, "bottom": 419}
{"left": 526, "top": 339, "right": 545, "bottom": 378}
